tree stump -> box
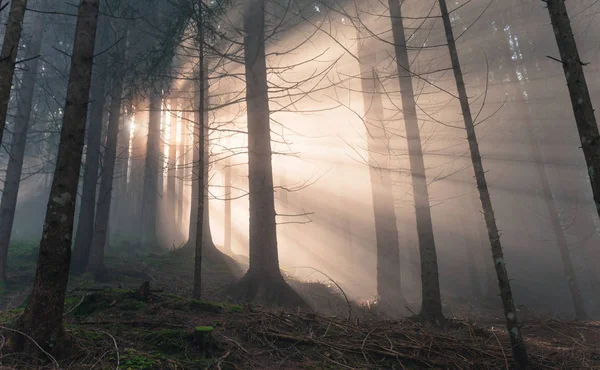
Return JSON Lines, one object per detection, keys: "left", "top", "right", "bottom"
{"left": 191, "top": 326, "right": 215, "bottom": 352}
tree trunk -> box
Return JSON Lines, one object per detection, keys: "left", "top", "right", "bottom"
{"left": 438, "top": 0, "right": 530, "bottom": 368}
{"left": 458, "top": 202, "right": 482, "bottom": 300}
{"left": 545, "top": 0, "right": 600, "bottom": 221}
{"left": 523, "top": 105, "right": 588, "bottom": 319}
{"left": 193, "top": 3, "right": 206, "bottom": 299}
{"left": 113, "top": 102, "right": 132, "bottom": 237}
{"left": 11, "top": 0, "right": 100, "bottom": 357}
{"left": 188, "top": 105, "right": 200, "bottom": 244}
{"left": 226, "top": 0, "right": 305, "bottom": 308}
{"left": 177, "top": 109, "right": 186, "bottom": 231}
{"left": 469, "top": 193, "right": 497, "bottom": 302}
{"left": 168, "top": 96, "right": 178, "bottom": 237}
{"left": 355, "top": 19, "right": 406, "bottom": 313}
{"left": 387, "top": 0, "right": 443, "bottom": 323}
{"left": 88, "top": 27, "right": 127, "bottom": 279}
{"left": 0, "top": 0, "right": 27, "bottom": 146}
{"left": 71, "top": 26, "right": 110, "bottom": 275}
{"left": 223, "top": 157, "right": 232, "bottom": 254}
{"left": 141, "top": 93, "right": 161, "bottom": 248}
{"left": 0, "top": 9, "right": 44, "bottom": 287}
{"left": 130, "top": 101, "right": 148, "bottom": 244}
{"left": 187, "top": 60, "right": 216, "bottom": 252}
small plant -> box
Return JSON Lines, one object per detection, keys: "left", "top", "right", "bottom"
{"left": 120, "top": 348, "right": 157, "bottom": 370}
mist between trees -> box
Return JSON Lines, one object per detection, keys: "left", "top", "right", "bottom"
{"left": 0, "top": 0, "right": 599, "bottom": 369}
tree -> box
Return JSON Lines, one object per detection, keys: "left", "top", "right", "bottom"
{"left": 387, "top": 0, "right": 443, "bottom": 323}
{"left": 10, "top": 0, "right": 100, "bottom": 357}
{"left": 88, "top": 25, "right": 128, "bottom": 279}
{"left": 0, "top": 8, "right": 44, "bottom": 288}
{"left": 0, "top": 0, "right": 28, "bottom": 146}
{"left": 544, "top": 0, "right": 600, "bottom": 222}
{"left": 193, "top": 0, "right": 206, "bottom": 299}
{"left": 141, "top": 92, "right": 162, "bottom": 248}
{"left": 71, "top": 20, "right": 110, "bottom": 275}
{"left": 355, "top": 11, "right": 407, "bottom": 313}
{"left": 226, "top": 0, "right": 305, "bottom": 308}
{"left": 438, "top": 0, "right": 529, "bottom": 368}
{"left": 167, "top": 95, "right": 179, "bottom": 236}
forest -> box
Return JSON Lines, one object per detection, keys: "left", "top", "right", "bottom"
{"left": 0, "top": 0, "right": 599, "bottom": 368}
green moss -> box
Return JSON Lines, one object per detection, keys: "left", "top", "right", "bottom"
{"left": 67, "top": 289, "right": 142, "bottom": 317}
{"left": 120, "top": 348, "right": 157, "bottom": 370}
{"left": 0, "top": 307, "right": 24, "bottom": 324}
{"left": 189, "top": 299, "right": 224, "bottom": 313}
{"left": 142, "top": 329, "right": 190, "bottom": 352}
{"left": 195, "top": 326, "right": 214, "bottom": 332}
{"left": 228, "top": 304, "right": 243, "bottom": 312}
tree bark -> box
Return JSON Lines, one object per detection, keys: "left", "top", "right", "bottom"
{"left": 526, "top": 118, "right": 588, "bottom": 320}
{"left": 113, "top": 102, "right": 132, "bottom": 237}
{"left": 71, "top": 25, "right": 110, "bottom": 275}
{"left": 387, "top": 0, "right": 443, "bottom": 323}
{"left": 355, "top": 18, "right": 406, "bottom": 312}
{"left": 223, "top": 157, "right": 232, "bottom": 254}
{"left": 245, "top": 0, "right": 280, "bottom": 279}
{"left": 0, "top": 0, "right": 28, "bottom": 146}
{"left": 141, "top": 93, "right": 161, "bottom": 248}
{"left": 168, "top": 96, "right": 178, "bottom": 236}
{"left": 11, "top": 0, "right": 100, "bottom": 357}
{"left": 0, "top": 9, "right": 44, "bottom": 287}
{"left": 88, "top": 26, "right": 127, "bottom": 279}
{"left": 438, "top": 0, "right": 530, "bottom": 368}
{"left": 225, "top": 0, "right": 305, "bottom": 308}
{"left": 130, "top": 101, "right": 148, "bottom": 244}
{"left": 177, "top": 108, "right": 186, "bottom": 231}
{"left": 187, "top": 60, "right": 215, "bottom": 252}
{"left": 193, "top": 3, "right": 206, "bottom": 299}
{"left": 545, "top": 0, "right": 600, "bottom": 221}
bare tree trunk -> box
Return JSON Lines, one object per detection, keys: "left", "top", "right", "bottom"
{"left": 438, "top": 0, "right": 529, "bottom": 368}
{"left": 193, "top": 3, "right": 206, "bottom": 299}
{"left": 523, "top": 107, "right": 588, "bottom": 319}
{"left": 0, "top": 9, "right": 44, "bottom": 287}
{"left": 458, "top": 203, "right": 482, "bottom": 300}
{"left": 141, "top": 93, "right": 161, "bottom": 248}
{"left": 187, "top": 60, "right": 216, "bottom": 253}
{"left": 387, "top": 0, "right": 443, "bottom": 323}
{"left": 130, "top": 101, "right": 148, "bottom": 244}
{"left": 226, "top": 0, "right": 304, "bottom": 308}
{"left": 188, "top": 105, "right": 200, "bottom": 245}
{"left": 223, "top": 157, "right": 232, "bottom": 254}
{"left": 0, "top": 0, "right": 27, "bottom": 146}
{"left": 177, "top": 110, "right": 186, "bottom": 231}
{"left": 11, "top": 0, "right": 100, "bottom": 356}
{"left": 168, "top": 96, "right": 178, "bottom": 237}
{"left": 71, "top": 26, "right": 109, "bottom": 275}
{"left": 355, "top": 20, "right": 406, "bottom": 312}
{"left": 545, "top": 0, "right": 600, "bottom": 221}
{"left": 113, "top": 102, "right": 132, "bottom": 236}
{"left": 88, "top": 27, "right": 127, "bottom": 279}
{"left": 469, "top": 193, "right": 496, "bottom": 302}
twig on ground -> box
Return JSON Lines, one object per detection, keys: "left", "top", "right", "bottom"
{"left": 0, "top": 325, "right": 60, "bottom": 369}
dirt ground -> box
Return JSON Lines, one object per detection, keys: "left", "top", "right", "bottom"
{"left": 1, "top": 242, "right": 599, "bottom": 369}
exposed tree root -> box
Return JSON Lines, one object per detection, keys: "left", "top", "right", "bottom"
{"left": 225, "top": 271, "right": 308, "bottom": 309}
{"left": 176, "top": 240, "right": 244, "bottom": 278}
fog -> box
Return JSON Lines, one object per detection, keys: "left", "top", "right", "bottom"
{"left": 2, "top": 0, "right": 600, "bottom": 321}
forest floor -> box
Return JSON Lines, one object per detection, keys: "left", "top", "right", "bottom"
{"left": 1, "top": 242, "right": 599, "bottom": 369}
